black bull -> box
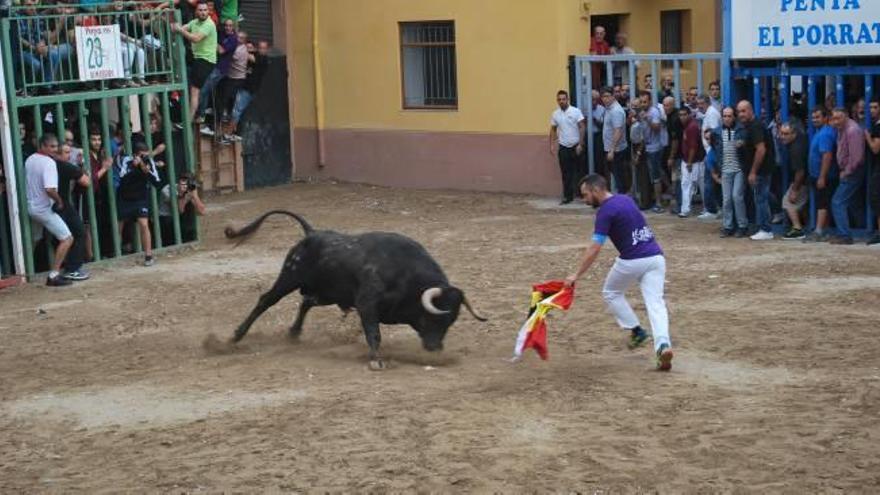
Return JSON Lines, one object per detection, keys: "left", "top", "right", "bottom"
{"left": 225, "top": 210, "right": 487, "bottom": 369}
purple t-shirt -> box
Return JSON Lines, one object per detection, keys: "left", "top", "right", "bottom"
{"left": 593, "top": 195, "right": 663, "bottom": 260}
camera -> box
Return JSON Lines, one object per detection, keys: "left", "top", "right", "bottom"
{"left": 185, "top": 176, "right": 198, "bottom": 192}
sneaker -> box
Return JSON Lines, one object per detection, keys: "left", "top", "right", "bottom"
{"left": 144, "top": 256, "right": 155, "bottom": 267}
{"left": 63, "top": 270, "right": 90, "bottom": 281}
{"left": 200, "top": 125, "right": 215, "bottom": 136}
{"left": 230, "top": 134, "right": 243, "bottom": 142}
{"left": 802, "top": 231, "right": 829, "bottom": 243}
{"left": 866, "top": 234, "right": 880, "bottom": 246}
{"left": 46, "top": 275, "right": 72, "bottom": 287}
{"left": 750, "top": 230, "right": 774, "bottom": 241}
{"left": 627, "top": 327, "right": 649, "bottom": 350}
{"left": 829, "top": 236, "right": 854, "bottom": 245}
{"left": 782, "top": 228, "right": 805, "bottom": 240}
{"left": 735, "top": 229, "right": 748, "bottom": 238}
{"left": 559, "top": 198, "right": 572, "bottom": 205}
{"left": 651, "top": 205, "right": 665, "bottom": 214}
{"left": 193, "top": 116, "right": 205, "bottom": 124}
{"left": 173, "top": 122, "right": 184, "bottom": 130}
{"left": 655, "top": 344, "right": 673, "bottom": 371}
{"left": 677, "top": 211, "right": 690, "bottom": 218}
{"left": 771, "top": 212, "right": 785, "bottom": 225}
{"left": 219, "top": 135, "right": 233, "bottom": 145}
{"left": 719, "top": 229, "right": 735, "bottom": 238}
{"left": 697, "top": 211, "right": 715, "bottom": 221}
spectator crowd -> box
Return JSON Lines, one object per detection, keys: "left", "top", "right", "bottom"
{"left": 0, "top": 0, "right": 275, "bottom": 283}
{"left": 549, "top": 25, "right": 880, "bottom": 247}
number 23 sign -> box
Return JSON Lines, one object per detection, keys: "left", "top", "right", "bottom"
{"left": 75, "top": 25, "right": 125, "bottom": 81}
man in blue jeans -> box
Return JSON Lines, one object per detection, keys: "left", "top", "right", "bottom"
{"left": 829, "top": 107, "right": 866, "bottom": 245}
{"left": 736, "top": 100, "right": 776, "bottom": 240}
{"left": 229, "top": 40, "right": 270, "bottom": 139}
{"left": 10, "top": 0, "right": 72, "bottom": 94}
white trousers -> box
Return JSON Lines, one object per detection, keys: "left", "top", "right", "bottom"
{"left": 680, "top": 160, "right": 705, "bottom": 215}
{"left": 602, "top": 255, "right": 671, "bottom": 351}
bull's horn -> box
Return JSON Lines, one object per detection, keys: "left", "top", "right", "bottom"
{"left": 421, "top": 288, "right": 449, "bottom": 315}
{"left": 462, "top": 296, "right": 488, "bottom": 322}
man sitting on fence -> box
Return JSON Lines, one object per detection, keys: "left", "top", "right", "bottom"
{"left": 25, "top": 134, "right": 73, "bottom": 286}
{"left": 116, "top": 141, "right": 162, "bottom": 266}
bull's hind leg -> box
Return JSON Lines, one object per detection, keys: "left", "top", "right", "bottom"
{"left": 233, "top": 274, "right": 299, "bottom": 343}
{"left": 288, "top": 296, "right": 317, "bottom": 340}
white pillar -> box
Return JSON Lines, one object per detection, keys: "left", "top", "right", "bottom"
{"left": 0, "top": 50, "right": 26, "bottom": 277}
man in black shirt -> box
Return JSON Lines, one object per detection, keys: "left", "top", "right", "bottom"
{"left": 867, "top": 98, "right": 880, "bottom": 245}
{"left": 54, "top": 142, "right": 91, "bottom": 281}
{"left": 736, "top": 100, "right": 776, "bottom": 240}
{"left": 116, "top": 141, "right": 161, "bottom": 266}
{"left": 663, "top": 96, "right": 682, "bottom": 213}
{"left": 779, "top": 123, "right": 809, "bottom": 240}
{"left": 229, "top": 40, "right": 270, "bottom": 138}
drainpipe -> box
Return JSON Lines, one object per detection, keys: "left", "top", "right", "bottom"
{"left": 312, "top": 0, "right": 326, "bottom": 168}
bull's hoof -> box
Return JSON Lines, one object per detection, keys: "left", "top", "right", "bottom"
{"left": 368, "top": 359, "right": 387, "bottom": 371}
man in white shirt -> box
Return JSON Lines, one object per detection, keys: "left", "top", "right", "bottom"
{"left": 25, "top": 133, "right": 73, "bottom": 286}
{"left": 549, "top": 90, "right": 586, "bottom": 204}
{"left": 698, "top": 95, "right": 722, "bottom": 219}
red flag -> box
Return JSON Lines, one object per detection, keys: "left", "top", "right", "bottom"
{"left": 513, "top": 281, "right": 575, "bottom": 361}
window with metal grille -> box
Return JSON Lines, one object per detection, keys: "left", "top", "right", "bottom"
{"left": 400, "top": 21, "right": 458, "bottom": 109}
{"left": 660, "top": 10, "right": 684, "bottom": 68}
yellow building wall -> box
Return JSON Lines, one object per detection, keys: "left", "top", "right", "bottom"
{"left": 288, "top": 0, "right": 591, "bottom": 136}
{"left": 587, "top": 0, "right": 721, "bottom": 89}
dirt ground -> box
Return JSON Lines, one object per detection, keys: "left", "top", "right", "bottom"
{"left": 2, "top": 181, "right": 880, "bottom": 493}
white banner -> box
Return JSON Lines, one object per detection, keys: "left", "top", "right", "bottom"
{"left": 75, "top": 25, "right": 125, "bottom": 81}
{"left": 731, "top": 0, "right": 880, "bottom": 60}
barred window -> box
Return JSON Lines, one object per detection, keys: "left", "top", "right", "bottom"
{"left": 400, "top": 21, "right": 458, "bottom": 109}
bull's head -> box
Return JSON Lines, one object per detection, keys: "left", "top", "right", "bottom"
{"left": 417, "top": 287, "right": 487, "bottom": 351}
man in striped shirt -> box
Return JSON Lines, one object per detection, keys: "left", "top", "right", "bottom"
{"left": 711, "top": 107, "right": 748, "bottom": 237}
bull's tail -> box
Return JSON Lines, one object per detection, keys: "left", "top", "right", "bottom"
{"left": 225, "top": 210, "right": 314, "bottom": 246}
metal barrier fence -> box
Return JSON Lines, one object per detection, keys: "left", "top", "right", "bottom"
{"left": 1, "top": 3, "right": 197, "bottom": 278}
{"left": 573, "top": 52, "right": 725, "bottom": 197}
{"left": 5, "top": 2, "right": 176, "bottom": 96}
{"left": 732, "top": 68, "right": 878, "bottom": 235}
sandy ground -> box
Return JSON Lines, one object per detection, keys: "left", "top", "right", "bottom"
{"left": 1, "top": 182, "right": 880, "bottom": 493}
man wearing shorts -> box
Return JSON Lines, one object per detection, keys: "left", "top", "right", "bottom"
{"left": 564, "top": 174, "right": 674, "bottom": 371}
{"left": 116, "top": 142, "right": 162, "bottom": 266}
{"left": 25, "top": 133, "right": 73, "bottom": 286}
{"left": 803, "top": 108, "right": 838, "bottom": 242}
{"left": 780, "top": 123, "right": 809, "bottom": 240}
{"left": 172, "top": 1, "right": 217, "bottom": 120}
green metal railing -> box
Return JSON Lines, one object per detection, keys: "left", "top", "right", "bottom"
{"left": 1, "top": 3, "right": 198, "bottom": 278}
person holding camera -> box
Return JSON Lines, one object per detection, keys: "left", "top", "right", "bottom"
{"left": 116, "top": 141, "right": 162, "bottom": 266}
{"left": 25, "top": 134, "right": 73, "bottom": 286}
{"left": 158, "top": 172, "right": 205, "bottom": 246}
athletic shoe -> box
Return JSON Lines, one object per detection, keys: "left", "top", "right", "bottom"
{"left": 750, "top": 230, "right": 774, "bottom": 241}
{"left": 735, "top": 228, "right": 748, "bottom": 238}
{"left": 651, "top": 205, "right": 665, "bottom": 214}
{"left": 559, "top": 198, "right": 572, "bottom": 205}
{"left": 200, "top": 125, "right": 215, "bottom": 136}
{"left": 193, "top": 116, "right": 205, "bottom": 124}
{"left": 677, "top": 211, "right": 690, "bottom": 218}
{"left": 63, "top": 270, "right": 90, "bottom": 281}
{"left": 697, "top": 211, "right": 715, "bottom": 221}
{"left": 173, "top": 122, "right": 184, "bottom": 130}
{"left": 46, "top": 275, "right": 72, "bottom": 287}
{"left": 230, "top": 134, "right": 243, "bottom": 142}
{"left": 802, "top": 231, "right": 829, "bottom": 243}
{"left": 829, "top": 236, "right": 853, "bottom": 245}
{"left": 655, "top": 344, "right": 673, "bottom": 371}
{"left": 719, "top": 229, "right": 735, "bottom": 238}
{"left": 782, "top": 228, "right": 805, "bottom": 240}
{"left": 144, "top": 256, "right": 155, "bottom": 267}
{"left": 627, "top": 327, "right": 649, "bottom": 350}
{"left": 866, "top": 234, "right": 880, "bottom": 246}
{"left": 771, "top": 212, "right": 785, "bottom": 224}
